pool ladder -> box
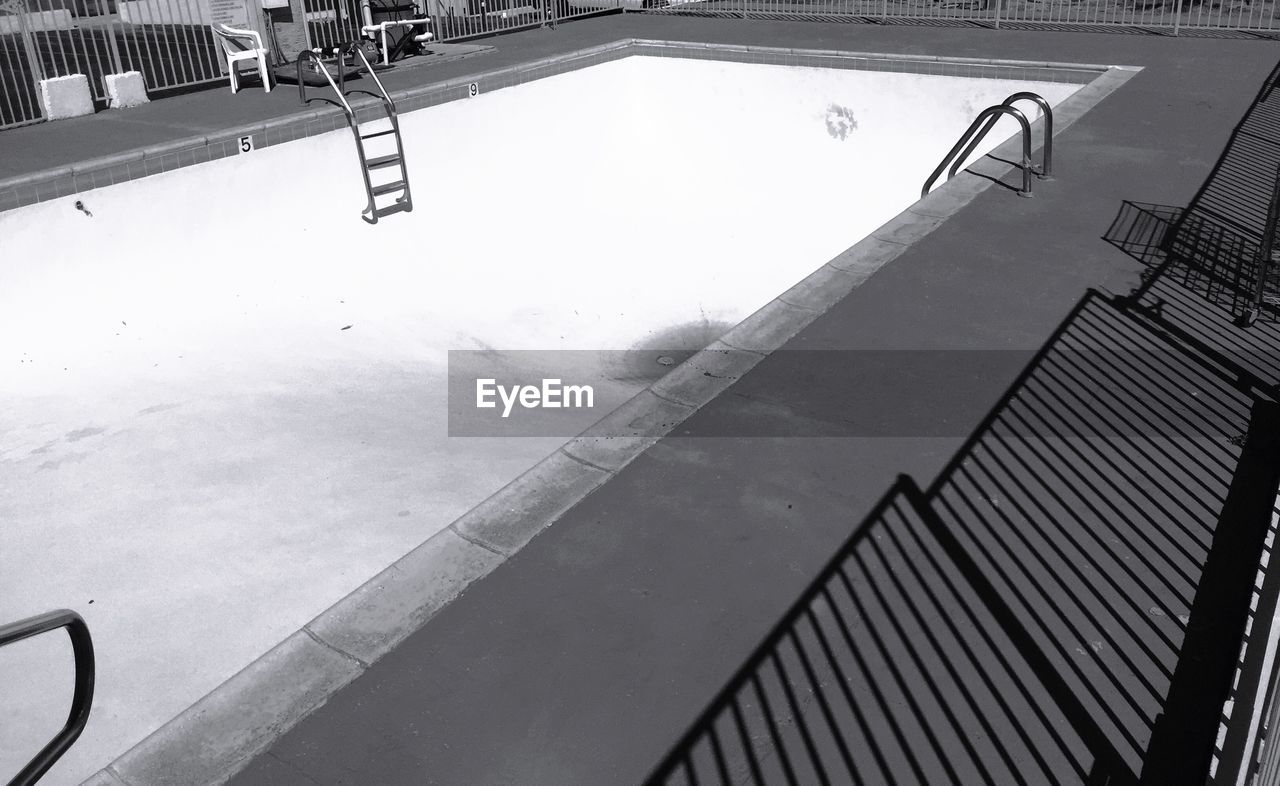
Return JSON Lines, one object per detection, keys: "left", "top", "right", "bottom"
{"left": 923, "top": 92, "right": 1053, "bottom": 199}
{"left": 297, "top": 43, "right": 412, "bottom": 224}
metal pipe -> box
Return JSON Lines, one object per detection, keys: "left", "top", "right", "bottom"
{"left": 1, "top": 610, "right": 95, "bottom": 786}
{"left": 360, "top": 20, "right": 433, "bottom": 66}
{"left": 922, "top": 104, "right": 1034, "bottom": 198}
{"left": 953, "top": 92, "right": 1053, "bottom": 180}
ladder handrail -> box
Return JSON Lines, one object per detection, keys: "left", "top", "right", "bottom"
{"left": 922, "top": 103, "right": 1035, "bottom": 198}
{"left": 952, "top": 92, "right": 1053, "bottom": 181}
{"left": 1, "top": 609, "right": 95, "bottom": 786}
{"left": 337, "top": 41, "right": 397, "bottom": 116}
{"left": 296, "top": 49, "right": 355, "bottom": 117}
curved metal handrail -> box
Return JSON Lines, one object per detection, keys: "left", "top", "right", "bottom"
{"left": 1, "top": 609, "right": 95, "bottom": 786}
{"left": 953, "top": 92, "right": 1054, "bottom": 182}
{"left": 296, "top": 49, "right": 355, "bottom": 117}
{"left": 922, "top": 104, "right": 1035, "bottom": 199}
{"left": 336, "top": 40, "right": 398, "bottom": 115}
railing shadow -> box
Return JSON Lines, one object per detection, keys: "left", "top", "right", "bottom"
{"left": 646, "top": 284, "right": 1280, "bottom": 785}
{"left": 1114, "top": 58, "right": 1280, "bottom": 325}
{"left": 644, "top": 59, "right": 1280, "bottom": 786}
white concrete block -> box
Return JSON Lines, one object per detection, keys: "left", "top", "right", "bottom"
{"left": 39, "top": 74, "right": 94, "bottom": 120}
{"left": 104, "top": 71, "right": 149, "bottom": 109}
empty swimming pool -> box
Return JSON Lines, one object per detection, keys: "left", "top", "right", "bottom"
{"left": 0, "top": 43, "right": 1111, "bottom": 783}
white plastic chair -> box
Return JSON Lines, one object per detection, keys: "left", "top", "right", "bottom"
{"left": 211, "top": 24, "right": 272, "bottom": 94}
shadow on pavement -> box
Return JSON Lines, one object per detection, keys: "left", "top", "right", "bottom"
{"left": 644, "top": 57, "right": 1280, "bottom": 786}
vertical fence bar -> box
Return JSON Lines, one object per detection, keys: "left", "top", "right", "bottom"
{"left": 38, "top": 0, "right": 69, "bottom": 82}
{"left": 15, "top": 0, "right": 45, "bottom": 84}
{"left": 100, "top": 0, "right": 122, "bottom": 76}
{"left": 154, "top": 0, "right": 188, "bottom": 87}
{"left": 0, "top": 12, "right": 45, "bottom": 127}
{"left": 167, "top": 0, "right": 197, "bottom": 85}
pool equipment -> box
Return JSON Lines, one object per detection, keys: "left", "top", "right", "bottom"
{"left": 360, "top": 0, "right": 435, "bottom": 67}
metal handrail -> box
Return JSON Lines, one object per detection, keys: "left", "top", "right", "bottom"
{"left": 953, "top": 92, "right": 1054, "bottom": 181}
{"left": 337, "top": 41, "right": 398, "bottom": 114}
{"left": 922, "top": 103, "right": 1035, "bottom": 198}
{"left": 296, "top": 49, "right": 355, "bottom": 116}
{"left": 1, "top": 610, "right": 95, "bottom": 786}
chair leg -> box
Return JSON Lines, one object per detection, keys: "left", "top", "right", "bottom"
{"left": 258, "top": 53, "right": 272, "bottom": 93}
{"left": 229, "top": 60, "right": 239, "bottom": 94}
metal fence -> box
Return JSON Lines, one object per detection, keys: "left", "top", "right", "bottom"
{"left": 4, "top": 0, "right": 1275, "bottom": 132}
{"left": 0, "top": 0, "right": 624, "bottom": 129}
{"left": 1, "top": 0, "right": 223, "bottom": 127}
{"left": 651, "top": 0, "right": 1280, "bottom": 34}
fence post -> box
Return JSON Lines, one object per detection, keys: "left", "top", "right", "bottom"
{"left": 13, "top": 0, "right": 46, "bottom": 84}
{"left": 99, "top": 0, "right": 123, "bottom": 76}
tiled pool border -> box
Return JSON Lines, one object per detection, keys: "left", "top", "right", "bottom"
{"left": 60, "top": 41, "right": 1143, "bottom": 786}
{"left": 3, "top": 39, "right": 1111, "bottom": 214}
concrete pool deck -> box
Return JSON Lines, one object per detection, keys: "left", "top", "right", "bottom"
{"left": 4, "top": 13, "right": 1280, "bottom": 786}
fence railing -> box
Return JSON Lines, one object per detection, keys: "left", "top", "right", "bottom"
{"left": 4, "top": 0, "right": 1275, "bottom": 132}
{"left": 0, "top": 0, "right": 629, "bottom": 130}
{"left": 651, "top": 0, "right": 1280, "bottom": 34}
{"left": 0, "top": 0, "right": 223, "bottom": 128}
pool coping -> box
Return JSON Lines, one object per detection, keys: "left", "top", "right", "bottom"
{"left": 68, "top": 42, "right": 1141, "bottom": 786}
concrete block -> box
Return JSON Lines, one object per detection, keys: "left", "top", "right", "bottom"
{"left": 307, "top": 529, "right": 505, "bottom": 665}
{"left": 453, "top": 450, "right": 609, "bottom": 555}
{"left": 720, "top": 299, "right": 820, "bottom": 354}
{"left": 561, "top": 435, "right": 658, "bottom": 473}
{"left": 110, "top": 631, "right": 363, "bottom": 785}
{"left": 872, "top": 209, "right": 945, "bottom": 247}
{"left": 580, "top": 389, "right": 695, "bottom": 440}
{"left": 827, "top": 236, "right": 909, "bottom": 277}
{"left": 39, "top": 74, "right": 94, "bottom": 120}
{"left": 778, "top": 263, "right": 862, "bottom": 314}
{"left": 650, "top": 342, "right": 764, "bottom": 409}
{"left": 104, "top": 71, "right": 149, "bottom": 109}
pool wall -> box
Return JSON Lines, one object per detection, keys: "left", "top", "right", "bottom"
{"left": 0, "top": 39, "right": 1109, "bottom": 214}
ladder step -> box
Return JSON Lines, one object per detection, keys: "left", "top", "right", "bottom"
{"left": 371, "top": 180, "right": 407, "bottom": 197}
{"left": 361, "top": 129, "right": 396, "bottom": 140}
{"left": 366, "top": 154, "right": 402, "bottom": 170}
{"left": 374, "top": 201, "right": 412, "bottom": 219}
